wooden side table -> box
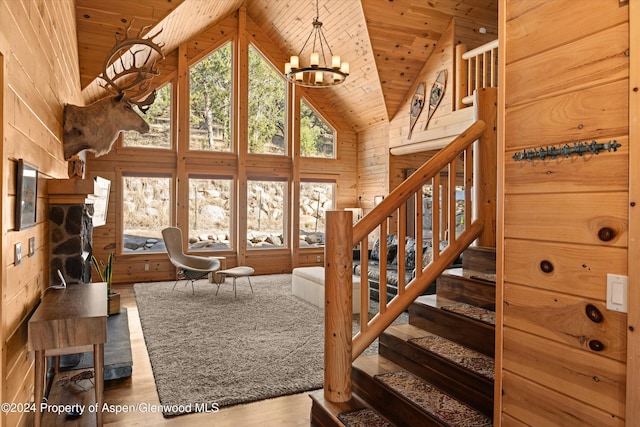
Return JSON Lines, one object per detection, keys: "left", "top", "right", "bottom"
{"left": 28, "top": 283, "right": 107, "bottom": 427}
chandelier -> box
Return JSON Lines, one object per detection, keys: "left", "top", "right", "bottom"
{"left": 284, "top": 0, "right": 349, "bottom": 87}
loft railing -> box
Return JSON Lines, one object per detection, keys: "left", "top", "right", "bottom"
{"left": 323, "top": 119, "right": 490, "bottom": 403}
{"left": 455, "top": 39, "right": 499, "bottom": 109}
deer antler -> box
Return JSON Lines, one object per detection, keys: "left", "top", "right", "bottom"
{"left": 100, "top": 22, "right": 165, "bottom": 113}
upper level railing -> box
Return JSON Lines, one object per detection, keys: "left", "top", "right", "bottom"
{"left": 323, "top": 119, "right": 490, "bottom": 403}
{"left": 456, "top": 39, "right": 499, "bottom": 109}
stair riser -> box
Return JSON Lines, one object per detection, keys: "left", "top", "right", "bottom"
{"left": 409, "top": 305, "right": 495, "bottom": 357}
{"left": 462, "top": 246, "right": 496, "bottom": 273}
{"left": 310, "top": 404, "right": 334, "bottom": 427}
{"left": 352, "top": 366, "right": 447, "bottom": 427}
{"left": 379, "top": 338, "right": 493, "bottom": 416}
{"left": 436, "top": 275, "right": 495, "bottom": 309}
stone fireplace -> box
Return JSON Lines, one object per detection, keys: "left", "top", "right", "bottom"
{"left": 49, "top": 203, "right": 93, "bottom": 285}
{"left": 48, "top": 179, "right": 97, "bottom": 286}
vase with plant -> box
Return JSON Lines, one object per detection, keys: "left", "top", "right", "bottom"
{"left": 91, "top": 252, "right": 120, "bottom": 315}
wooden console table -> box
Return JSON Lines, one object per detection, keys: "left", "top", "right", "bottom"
{"left": 28, "top": 283, "right": 107, "bottom": 427}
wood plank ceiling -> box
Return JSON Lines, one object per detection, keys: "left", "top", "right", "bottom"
{"left": 76, "top": 0, "right": 497, "bottom": 132}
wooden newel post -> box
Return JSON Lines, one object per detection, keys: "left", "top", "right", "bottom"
{"left": 324, "top": 210, "right": 353, "bottom": 403}
{"left": 474, "top": 88, "right": 497, "bottom": 247}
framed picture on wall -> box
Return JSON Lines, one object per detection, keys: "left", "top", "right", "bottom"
{"left": 15, "top": 159, "right": 38, "bottom": 230}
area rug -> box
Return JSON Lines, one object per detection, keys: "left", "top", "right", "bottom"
{"left": 134, "top": 274, "right": 382, "bottom": 417}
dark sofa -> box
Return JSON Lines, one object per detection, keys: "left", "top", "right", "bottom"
{"left": 354, "top": 234, "right": 438, "bottom": 302}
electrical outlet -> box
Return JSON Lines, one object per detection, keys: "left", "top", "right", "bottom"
{"left": 145, "top": 263, "right": 150, "bottom": 271}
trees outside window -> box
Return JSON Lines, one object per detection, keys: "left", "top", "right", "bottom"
{"left": 188, "top": 177, "right": 233, "bottom": 250}
{"left": 248, "top": 45, "right": 286, "bottom": 155}
{"left": 122, "top": 83, "right": 172, "bottom": 149}
{"left": 300, "top": 99, "right": 336, "bottom": 159}
{"left": 247, "top": 179, "right": 287, "bottom": 248}
{"left": 190, "top": 42, "right": 233, "bottom": 152}
{"left": 117, "top": 41, "right": 341, "bottom": 257}
{"left": 299, "top": 181, "right": 335, "bottom": 247}
{"left": 122, "top": 175, "right": 172, "bottom": 252}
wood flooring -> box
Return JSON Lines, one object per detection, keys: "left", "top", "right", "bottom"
{"left": 103, "top": 284, "right": 312, "bottom": 426}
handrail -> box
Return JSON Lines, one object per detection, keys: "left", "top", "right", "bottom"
{"left": 456, "top": 39, "right": 498, "bottom": 106}
{"left": 353, "top": 120, "right": 486, "bottom": 244}
{"left": 462, "top": 39, "right": 499, "bottom": 60}
{"left": 324, "top": 119, "right": 488, "bottom": 403}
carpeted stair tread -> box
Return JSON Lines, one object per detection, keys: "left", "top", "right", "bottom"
{"left": 408, "top": 335, "right": 495, "bottom": 381}
{"left": 440, "top": 301, "right": 495, "bottom": 326}
{"left": 337, "top": 407, "right": 395, "bottom": 427}
{"left": 441, "top": 268, "right": 496, "bottom": 284}
{"left": 375, "top": 370, "right": 492, "bottom": 427}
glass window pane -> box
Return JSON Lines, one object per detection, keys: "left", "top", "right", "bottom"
{"left": 122, "top": 176, "right": 171, "bottom": 252}
{"left": 189, "top": 42, "right": 233, "bottom": 152}
{"left": 122, "top": 83, "right": 172, "bottom": 149}
{"left": 300, "top": 99, "right": 336, "bottom": 159}
{"left": 247, "top": 180, "right": 287, "bottom": 248}
{"left": 188, "top": 177, "right": 233, "bottom": 250}
{"left": 299, "top": 181, "right": 334, "bottom": 247}
{"left": 248, "top": 45, "right": 286, "bottom": 155}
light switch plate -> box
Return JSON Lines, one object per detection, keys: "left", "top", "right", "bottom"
{"left": 15, "top": 242, "right": 22, "bottom": 265}
{"left": 606, "top": 273, "right": 628, "bottom": 313}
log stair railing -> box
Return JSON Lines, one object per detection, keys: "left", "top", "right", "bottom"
{"left": 324, "top": 119, "right": 490, "bottom": 404}
{"left": 455, "top": 39, "right": 498, "bottom": 110}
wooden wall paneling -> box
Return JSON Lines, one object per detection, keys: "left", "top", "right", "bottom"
{"left": 504, "top": 239, "right": 627, "bottom": 300}
{"left": 502, "top": 371, "right": 625, "bottom": 427}
{"left": 505, "top": 136, "right": 629, "bottom": 195}
{"left": 185, "top": 14, "right": 238, "bottom": 67}
{"left": 505, "top": 0, "right": 627, "bottom": 64}
{"left": 3, "top": 282, "right": 31, "bottom": 356}
{"left": 4, "top": 321, "right": 33, "bottom": 426}
{"left": 1, "top": 2, "right": 80, "bottom": 424}
{"left": 505, "top": 23, "right": 628, "bottom": 107}
{"left": 504, "top": 79, "right": 628, "bottom": 151}
{"left": 453, "top": 18, "right": 498, "bottom": 47}
{"left": 388, "top": 18, "right": 454, "bottom": 133}
{"left": 504, "top": 192, "right": 628, "bottom": 247}
{"left": 504, "top": 282, "right": 627, "bottom": 361}
{"left": 503, "top": 327, "right": 626, "bottom": 418}
{"left": 389, "top": 107, "right": 476, "bottom": 152}
{"left": 0, "top": 30, "right": 8, "bottom": 426}
{"left": 627, "top": 0, "right": 639, "bottom": 421}
{"left": 357, "top": 123, "right": 389, "bottom": 213}
{"left": 502, "top": 0, "right": 631, "bottom": 423}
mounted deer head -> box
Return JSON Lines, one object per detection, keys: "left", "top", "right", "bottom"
{"left": 63, "top": 23, "right": 165, "bottom": 160}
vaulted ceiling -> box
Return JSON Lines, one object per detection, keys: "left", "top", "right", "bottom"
{"left": 75, "top": 0, "right": 497, "bottom": 132}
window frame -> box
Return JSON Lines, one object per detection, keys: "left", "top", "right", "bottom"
{"left": 117, "top": 168, "right": 176, "bottom": 255}
{"left": 298, "top": 178, "right": 337, "bottom": 249}
{"left": 188, "top": 40, "right": 235, "bottom": 154}
{"left": 245, "top": 176, "right": 290, "bottom": 251}
{"left": 246, "top": 43, "right": 288, "bottom": 157}
{"left": 299, "top": 97, "right": 337, "bottom": 160}
{"left": 186, "top": 173, "right": 236, "bottom": 252}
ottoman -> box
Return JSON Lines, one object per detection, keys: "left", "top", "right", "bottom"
{"left": 292, "top": 266, "right": 364, "bottom": 314}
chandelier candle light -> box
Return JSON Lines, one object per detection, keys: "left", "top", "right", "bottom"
{"left": 284, "top": 0, "right": 349, "bottom": 87}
